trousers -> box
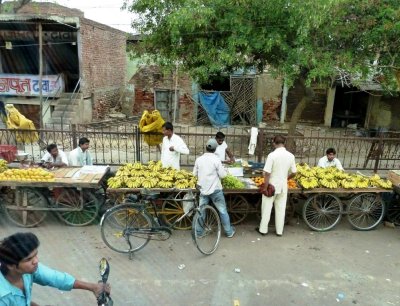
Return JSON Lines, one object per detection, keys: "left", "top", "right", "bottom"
{"left": 259, "top": 192, "right": 288, "bottom": 235}
{"left": 199, "top": 189, "right": 234, "bottom": 236}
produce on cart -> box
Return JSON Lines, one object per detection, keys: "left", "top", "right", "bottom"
{"left": 0, "top": 166, "right": 109, "bottom": 228}
{"left": 107, "top": 161, "right": 197, "bottom": 230}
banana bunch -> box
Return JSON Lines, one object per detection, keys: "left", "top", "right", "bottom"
{"left": 107, "top": 177, "right": 123, "bottom": 188}
{"left": 175, "top": 179, "right": 191, "bottom": 189}
{"left": 354, "top": 177, "right": 369, "bottom": 188}
{"left": 299, "top": 177, "right": 319, "bottom": 189}
{"left": 377, "top": 179, "right": 392, "bottom": 189}
{"left": 320, "top": 178, "right": 338, "bottom": 189}
{"left": 142, "top": 178, "right": 158, "bottom": 188}
{"left": 158, "top": 180, "right": 174, "bottom": 188}
{"left": 340, "top": 177, "right": 357, "bottom": 189}
{"left": 0, "top": 159, "right": 8, "bottom": 173}
{"left": 108, "top": 161, "right": 198, "bottom": 189}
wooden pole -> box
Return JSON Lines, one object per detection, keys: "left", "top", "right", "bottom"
{"left": 38, "top": 22, "right": 43, "bottom": 129}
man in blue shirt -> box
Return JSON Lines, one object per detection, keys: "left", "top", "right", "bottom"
{"left": 0, "top": 232, "right": 110, "bottom": 306}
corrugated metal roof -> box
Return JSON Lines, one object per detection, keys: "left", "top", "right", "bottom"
{"left": 0, "top": 14, "right": 79, "bottom": 27}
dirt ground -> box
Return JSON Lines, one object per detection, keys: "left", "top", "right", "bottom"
{"left": 0, "top": 212, "right": 399, "bottom": 306}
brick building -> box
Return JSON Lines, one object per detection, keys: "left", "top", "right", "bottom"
{"left": 130, "top": 65, "right": 195, "bottom": 124}
{"left": 0, "top": 2, "right": 126, "bottom": 126}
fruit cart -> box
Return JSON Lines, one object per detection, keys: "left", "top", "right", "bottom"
{"left": 0, "top": 166, "right": 109, "bottom": 227}
{"left": 387, "top": 170, "right": 400, "bottom": 225}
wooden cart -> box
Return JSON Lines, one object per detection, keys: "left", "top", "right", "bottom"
{"left": 0, "top": 166, "right": 109, "bottom": 227}
{"left": 106, "top": 186, "right": 390, "bottom": 232}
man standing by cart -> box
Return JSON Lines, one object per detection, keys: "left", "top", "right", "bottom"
{"left": 257, "top": 135, "right": 297, "bottom": 237}
{"left": 161, "top": 122, "right": 189, "bottom": 170}
{"left": 215, "top": 132, "right": 235, "bottom": 164}
{"left": 193, "top": 139, "right": 235, "bottom": 238}
{"left": 317, "top": 148, "right": 344, "bottom": 170}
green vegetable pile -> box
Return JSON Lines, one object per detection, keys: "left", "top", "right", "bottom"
{"left": 222, "top": 175, "right": 245, "bottom": 189}
{"left": 228, "top": 162, "right": 242, "bottom": 168}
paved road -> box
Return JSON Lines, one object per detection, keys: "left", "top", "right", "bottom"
{"left": 0, "top": 213, "right": 399, "bottom": 306}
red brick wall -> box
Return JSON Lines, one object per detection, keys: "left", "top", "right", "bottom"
{"left": 18, "top": 2, "right": 84, "bottom": 17}
{"left": 130, "top": 65, "right": 195, "bottom": 124}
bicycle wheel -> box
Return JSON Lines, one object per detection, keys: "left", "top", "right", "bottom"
{"left": 225, "top": 194, "right": 249, "bottom": 225}
{"left": 4, "top": 188, "right": 48, "bottom": 227}
{"left": 101, "top": 204, "right": 152, "bottom": 253}
{"left": 56, "top": 189, "right": 99, "bottom": 226}
{"left": 192, "top": 205, "right": 221, "bottom": 255}
{"left": 347, "top": 193, "right": 385, "bottom": 230}
{"left": 303, "top": 194, "right": 342, "bottom": 231}
{"left": 161, "top": 194, "right": 194, "bottom": 230}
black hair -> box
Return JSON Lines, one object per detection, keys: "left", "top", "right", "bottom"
{"left": 162, "top": 122, "right": 174, "bottom": 131}
{"left": 326, "top": 148, "right": 336, "bottom": 155}
{"left": 0, "top": 232, "right": 40, "bottom": 275}
{"left": 79, "top": 137, "right": 90, "bottom": 146}
{"left": 46, "top": 143, "right": 57, "bottom": 153}
{"left": 215, "top": 132, "right": 225, "bottom": 139}
{"left": 273, "top": 135, "right": 285, "bottom": 145}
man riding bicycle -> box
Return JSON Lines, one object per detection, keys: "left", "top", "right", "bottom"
{"left": 0, "top": 232, "right": 110, "bottom": 306}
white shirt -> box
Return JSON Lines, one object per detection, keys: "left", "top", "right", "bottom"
{"left": 264, "top": 147, "right": 297, "bottom": 194}
{"left": 161, "top": 134, "right": 189, "bottom": 170}
{"left": 318, "top": 156, "right": 344, "bottom": 171}
{"left": 215, "top": 141, "right": 228, "bottom": 161}
{"left": 193, "top": 153, "right": 227, "bottom": 195}
{"left": 68, "top": 147, "right": 93, "bottom": 166}
{"left": 41, "top": 150, "right": 69, "bottom": 166}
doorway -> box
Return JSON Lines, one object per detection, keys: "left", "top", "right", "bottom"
{"left": 332, "top": 86, "right": 370, "bottom": 128}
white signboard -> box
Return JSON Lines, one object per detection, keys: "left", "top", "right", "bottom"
{"left": 0, "top": 74, "right": 64, "bottom": 96}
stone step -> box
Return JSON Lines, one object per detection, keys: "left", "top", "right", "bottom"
{"left": 48, "top": 117, "right": 77, "bottom": 125}
{"left": 51, "top": 110, "right": 76, "bottom": 118}
{"left": 60, "top": 92, "right": 83, "bottom": 99}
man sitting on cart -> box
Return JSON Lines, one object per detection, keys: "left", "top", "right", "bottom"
{"left": 40, "top": 144, "right": 68, "bottom": 169}
{"left": 69, "top": 137, "right": 93, "bottom": 167}
{"left": 318, "top": 148, "right": 344, "bottom": 170}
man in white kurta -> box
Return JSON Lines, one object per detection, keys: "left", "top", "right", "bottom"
{"left": 68, "top": 137, "right": 93, "bottom": 167}
{"left": 160, "top": 122, "right": 189, "bottom": 170}
{"left": 258, "top": 135, "right": 297, "bottom": 236}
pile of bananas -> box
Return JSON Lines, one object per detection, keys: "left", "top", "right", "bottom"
{"left": 107, "top": 161, "right": 197, "bottom": 189}
{"left": 296, "top": 163, "right": 393, "bottom": 189}
{"left": 0, "top": 168, "right": 55, "bottom": 182}
{"left": 0, "top": 159, "right": 8, "bottom": 173}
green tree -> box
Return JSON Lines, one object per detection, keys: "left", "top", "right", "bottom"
{"left": 125, "top": 0, "right": 400, "bottom": 141}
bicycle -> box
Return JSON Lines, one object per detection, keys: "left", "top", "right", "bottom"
{"left": 100, "top": 189, "right": 222, "bottom": 256}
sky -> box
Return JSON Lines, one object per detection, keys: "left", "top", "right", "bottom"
{"left": 36, "top": 0, "right": 135, "bottom": 33}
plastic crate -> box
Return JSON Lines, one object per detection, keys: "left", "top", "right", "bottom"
{"left": 0, "top": 145, "right": 17, "bottom": 163}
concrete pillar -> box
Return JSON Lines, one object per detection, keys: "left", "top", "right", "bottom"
{"left": 324, "top": 86, "right": 336, "bottom": 126}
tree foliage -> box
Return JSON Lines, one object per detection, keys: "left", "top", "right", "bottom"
{"left": 125, "top": 0, "right": 400, "bottom": 90}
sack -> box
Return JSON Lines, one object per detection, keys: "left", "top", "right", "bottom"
{"left": 259, "top": 183, "right": 275, "bottom": 197}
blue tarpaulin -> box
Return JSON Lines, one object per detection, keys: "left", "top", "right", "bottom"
{"left": 197, "top": 92, "right": 230, "bottom": 127}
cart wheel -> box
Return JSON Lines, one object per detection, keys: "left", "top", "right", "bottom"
{"left": 4, "top": 187, "right": 48, "bottom": 228}
{"left": 347, "top": 193, "right": 385, "bottom": 230}
{"left": 225, "top": 194, "right": 249, "bottom": 225}
{"left": 387, "top": 193, "right": 400, "bottom": 226}
{"left": 255, "top": 196, "right": 295, "bottom": 225}
{"left": 161, "top": 195, "right": 193, "bottom": 230}
{"left": 303, "top": 194, "right": 342, "bottom": 231}
{"left": 56, "top": 188, "right": 99, "bottom": 226}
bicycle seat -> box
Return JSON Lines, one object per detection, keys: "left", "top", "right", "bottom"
{"left": 140, "top": 189, "right": 160, "bottom": 200}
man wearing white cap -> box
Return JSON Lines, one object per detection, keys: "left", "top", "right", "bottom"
{"left": 193, "top": 138, "right": 235, "bottom": 238}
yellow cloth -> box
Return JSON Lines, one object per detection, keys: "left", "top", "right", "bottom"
{"left": 139, "top": 110, "right": 165, "bottom": 146}
{"left": 5, "top": 105, "right": 39, "bottom": 143}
